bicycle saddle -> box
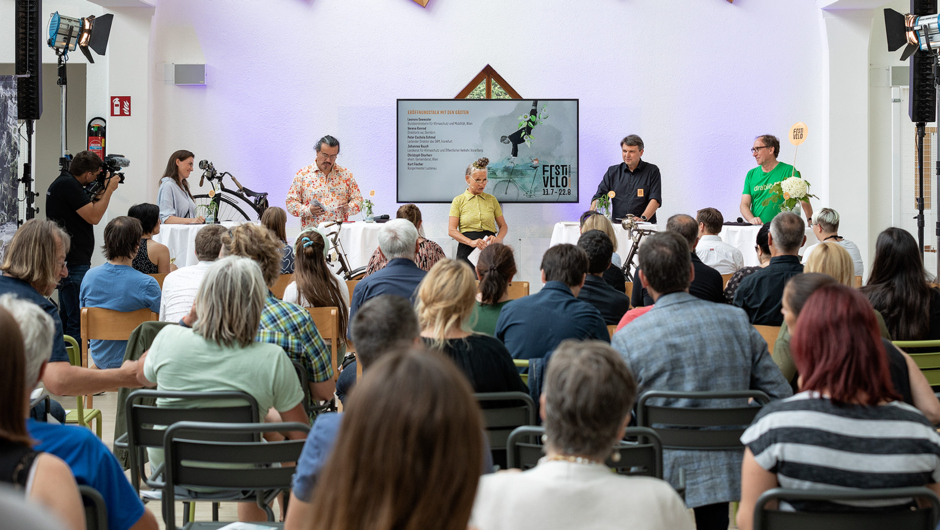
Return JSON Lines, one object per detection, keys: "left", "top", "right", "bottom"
{"left": 241, "top": 187, "right": 268, "bottom": 199}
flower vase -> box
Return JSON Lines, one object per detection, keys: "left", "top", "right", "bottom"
{"left": 206, "top": 211, "right": 216, "bottom": 224}
{"left": 364, "top": 209, "right": 374, "bottom": 223}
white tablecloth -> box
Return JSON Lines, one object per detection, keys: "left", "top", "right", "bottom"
{"left": 549, "top": 221, "right": 659, "bottom": 273}
{"left": 153, "top": 221, "right": 246, "bottom": 267}
{"left": 316, "top": 221, "right": 383, "bottom": 272}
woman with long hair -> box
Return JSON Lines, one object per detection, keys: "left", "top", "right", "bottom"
{"left": 127, "top": 203, "right": 176, "bottom": 274}
{"left": 365, "top": 204, "right": 445, "bottom": 276}
{"left": 737, "top": 284, "right": 940, "bottom": 530}
{"left": 283, "top": 229, "right": 349, "bottom": 348}
{"left": 157, "top": 149, "right": 205, "bottom": 224}
{"left": 471, "top": 243, "right": 517, "bottom": 336}
{"left": 261, "top": 206, "right": 294, "bottom": 274}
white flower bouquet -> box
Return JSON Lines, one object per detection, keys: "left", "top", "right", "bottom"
{"left": 761, "top": 176, "right": 817, "bottom": 212}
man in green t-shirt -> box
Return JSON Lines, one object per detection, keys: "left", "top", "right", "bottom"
{"left": 740, "top": 135, "right": 813, "bottom": 225}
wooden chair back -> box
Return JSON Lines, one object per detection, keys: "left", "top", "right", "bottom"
{"left": 505, "top": 281, "right": 529, "bottom": 300}
{"left": 855, "top": 275, "right": 863, "bottom": 288}
{"left": 625, "top": 281, "right": 633, "bottom": 295}
{"left": 271, "top": 274, "right": 293, "bottom": 299}
{"left": 345, "top": 280, "right": 359, "bottom": 302}
{"left": 753, "top": 325, "right": 781, "bottom": 357}
{"left": 147, "top": 273, "right": 168, "bottom": 289}
{"left": 306, "top": 307, "right": 340, "bottom": 381}
{"left": 80, "top": 307, "right": 158, "bottom": 408}
{"left": 721, "top": 273, "right": 733, "bottom": 289}
{"left": 608, "top": 325, "right": 617, "bottom": 339}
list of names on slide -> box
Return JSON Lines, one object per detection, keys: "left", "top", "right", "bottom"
{"left": 405, "top": 111, "right": 481, "bottom": 171}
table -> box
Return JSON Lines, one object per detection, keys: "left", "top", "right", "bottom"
{"left": 153, "top": 221, "right": 246, "bottom": 267}
{"left": 549, "top": 221, "right": 659, "bottom": 270}
{"left": 316, "top": 221, "right": 384, "bottom": 272}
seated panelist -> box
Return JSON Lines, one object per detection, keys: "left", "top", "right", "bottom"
{"left": 157, "top": 150, "right": 205, "bottom": 224}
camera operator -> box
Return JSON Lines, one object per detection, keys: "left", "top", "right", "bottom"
{"left": 46, "top": 150, "right": 120, "bottom": 342}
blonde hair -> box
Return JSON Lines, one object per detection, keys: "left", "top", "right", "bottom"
{"left": 193, "top": 256, "right": 267, "bottom": 348}
{"left": 805, "top": 242, "right": 855, "bottom": 288}
{"left": 0, "top": 219, "right": 70, "bottom": 291}
{"left": 580, "top": 214, "right": 618, "bottom": 253}
{"left": 465, "top": 157, "right": 489, "bottom": 176}
{"left": 221, "top": 223, "right": 282, "bottom": 287}
{"left": 416, "top": 260, "right": 477, "bottom": 349}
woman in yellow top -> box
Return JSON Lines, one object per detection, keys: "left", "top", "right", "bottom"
{"left": 448, "top": 157, "right": 509, "bottom": 268}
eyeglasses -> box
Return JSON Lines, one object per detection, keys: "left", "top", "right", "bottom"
{"left": 750, "top": 146, "right": 772, "bottom": 154}
{"left": 318, "top": 153, "right": 339, "bottom": 161}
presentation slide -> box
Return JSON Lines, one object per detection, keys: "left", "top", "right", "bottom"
{"left": 397, "top": 99, "right": 578, "bottom": 203}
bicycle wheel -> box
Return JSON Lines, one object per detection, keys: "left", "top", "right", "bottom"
{"left": 491, "top": 179, "right": 520, "bottom": 201}
{"left": 192, "top": 194, "right": 253, "bottom": 222}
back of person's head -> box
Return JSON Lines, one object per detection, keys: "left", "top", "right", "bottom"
{"left": 194, "top": 225, "right": 226, "bottom": 262}
{"left": 541, "top": 244, "right": 589, "bottom": 287}
{"left": 0, "top": 305, "right": 28, "bottom": 445}
{"left": 397, "top": 204, "right": 424, "bottom": 235}
{"left": 543, "top": 340, "right": 637, "bottom": 460}
{"left": 638, "top": 231, "right": 691, "bottom": 295}
{"left": 476, "top": 243, "right": 517, "bottom": 306}
{"left": 579, "top": 211, "right": 618, "bottom": 253}
{"left": 103, "top": 216, "right": 143, "bottom": 261}
{"left": 696, "top": 208, "right": 724, "bottom": 235}
{"left": 308, "top": 347, "right": 483, "bottom": 530}
{"left": 577, "top": 230, "right": 614, "bottom": 275}
{"left": 0, "top": 295, "right": 53, "bottom": 387}
{"left": 792, "top": 284, "right": 900, "bottom": 406}
{"left": 815, "top": 207, "right": 840, "bottom": 233}
{"left": 69, "top": 150, "right": 101, "bottom": 177}
{"left": 769, "top": 212, "right": 805, "bottom": 254}
{"left": 193, "top": 256, "right": 267, "bottom": 348}
{"left": 377, "top": 219, "right": 419, "bottom": 261}
{"left": 863, "top": 227, "right": 933, "bottom": 340}
{"left": 221, "top": 223, "right": 282, "bottom": 287}
{"left": 350, "top": 295, "right": 420, "bottom": 370}
{"left": 1, "top": 219, "right": 69, "bottom": 292}
{"left": 755, "top": 223, "right": 771, "bottom": 256}
{"left": 805, "top": 242, "right": 854, "bottom": 287}
{"left": 783, "top": 273, "right": 838, "bottom": 322}
{"left": 127, "top": 203, "right": 160, "bottom": 235}
{"left": 260, "top": 206, "right": 288, "bottom": 243}
{"left": 294, "top": 229, "right": 348, "bottom": 339}
{"left": 417, "top": 260, "right": 476, "bottom": 349}
{"left": 665, "top": 214, "right": 699, "bottom": 249}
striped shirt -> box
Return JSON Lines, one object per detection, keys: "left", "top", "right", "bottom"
{"left": 741, "top": 392, "right": 940, "bottom": 510}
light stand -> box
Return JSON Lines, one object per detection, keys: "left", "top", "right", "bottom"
{"left": 55, "top": 51, "right": 69, "bottom": 171}
{"left": 916, "top": 121, "right": 926, "bottom": 253}
{"left": 19, "top": 120, "right": 38, "bottom": 222}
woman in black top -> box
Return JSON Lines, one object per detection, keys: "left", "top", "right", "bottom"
{"left": 127, "top": 203, "right": 176, "bottom": 274}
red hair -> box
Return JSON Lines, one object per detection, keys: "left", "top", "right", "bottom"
{"left": 791, "top": 284, "right": 900, "bottom": 405}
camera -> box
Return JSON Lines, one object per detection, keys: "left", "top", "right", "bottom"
{"left": 86, "top": 154, "right": 129, "bottom": 198}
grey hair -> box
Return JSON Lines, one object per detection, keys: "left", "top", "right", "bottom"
{"left": 377, "top": 219, "right": 419, "bottom": 261}
{"left": 543, "top": 340, "right": 637, "bottom": 459}
{"left": 815, "top": 207, "right": 840, "bottom": 233}
{"left": 315, "top": 135, "right": 340, "bottom": 153}
{"left": 0, "top": 294, "right": 53, "bottom": 385}
{"left": 620, "top": 134, "right": 644, "bottom": 151}
{"left": 193, "top": 256, "right": 267, "bottom": 348}
{"left": 770, "top": 211, "right": 806, "bottom": 253}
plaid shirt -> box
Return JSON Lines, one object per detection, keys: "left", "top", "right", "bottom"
{"left": 258, "top": 294, "right": 333, "bottom": 386}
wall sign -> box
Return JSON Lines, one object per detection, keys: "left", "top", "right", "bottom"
{"left": 111, "top": 96, "right": 131, "bottom": 117}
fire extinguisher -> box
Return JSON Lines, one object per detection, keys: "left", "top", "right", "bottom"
{"left": 87, "top": 117, "right": 106, "bottom": 162}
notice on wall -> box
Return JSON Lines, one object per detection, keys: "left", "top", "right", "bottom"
{"left": 397, "top": 99, "right": 579, "bottom": 203}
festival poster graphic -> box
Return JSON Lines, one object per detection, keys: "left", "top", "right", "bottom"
{"left": 0, "top": 77, "right": 18, "bottom": 256}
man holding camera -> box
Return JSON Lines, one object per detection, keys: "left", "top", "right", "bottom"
{"left": 46, "top": 150, "right": 120, "bottom": 342}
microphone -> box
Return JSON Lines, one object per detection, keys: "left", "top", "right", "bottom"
{"left": 737, "top": 217, "right": 744, "bottom": 223}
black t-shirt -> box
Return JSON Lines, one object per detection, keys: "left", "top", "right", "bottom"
{"left": 46, "top": 171, "right": 93, "bottom": 266}
{"left": 422, "top": 335, "right": 528, "bottom": 394}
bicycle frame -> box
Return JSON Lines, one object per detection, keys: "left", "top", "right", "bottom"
{"left": 320, "top": 221, "right": 367, "bottom": 280}
{"left": 199, "top": 168, "right": 269, "bottom": 218}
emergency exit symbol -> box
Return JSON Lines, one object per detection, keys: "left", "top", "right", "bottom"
{"left": 111, "top": 96, "right": 131, "bottom": 117}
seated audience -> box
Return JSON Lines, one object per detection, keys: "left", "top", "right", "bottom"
{"left": 138, "top": 256, "right": 307, "bottom": 522}
{"left": 127, "top": 203, "right": 176, "bottom": 274}
{"left": 633, "top": 214, "right": 724, "bottom": 306}
{"left": 471, "top": 340, "right": 693, "bottom": 530}
{"left": 471, "top": 243, "right": 517, "bottom": 336}
{"left": 577, "top": 230, "right": 630, "bottom": 325}
{"left": 0, "top": 305, "right": 84, "bottom": 530}
{"left": 301, "top": 348, "right": 484, "bottom": 530}
{"left": 737, "top": 284, "right": 940, "bottom": 530}
{"left": 861, "top": 227, "right": 940, "bottom": 341}
{"left": 80, "top": 216, "right": 162, "bottom": 369}
{"left": 261, "top": 206, "right": 295, "bottom": 274}
{"left": 2, "top": 295, "right": 158, "bottom": 530}
{"left": 496, "top": 244, "right": 608, "bottom": 360}
{"left": 418, "top": 260, "right": 527, "bottom": 394}
{"left": 365, "top": 204, "right": 445, "bottom": 276}
{"left": 580, "top": 211, "right": 627, "bottom": 292}
{"left": 0, "top": 219, "right": 141, "bottom": 398}
{"left": 733, "top": 212, "right": 806, "bottom": 325}
{"left": 613, "top": 231, "right": 791, "bottom": 530}
{"left": 159, "top": 224, "right": 225, "bottom": 322}
{"left": 695, "top": 207, "right": 744, "bottom": 274}
{"left": 220, "top": 223, "right": 334, "bottom": 401}
{"left": 801, "top": 207, "right": 863, "bottom": 277}
{"left": 723, "top": 223, "right": 771, "bottom": 303}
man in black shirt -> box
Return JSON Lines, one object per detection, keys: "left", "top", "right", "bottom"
{"left": 577, "top": 230, "right": 630, "bottom": 325}
{"left": 45, "top": 151, "right": 119, "bottom": 341}
{"left": 591, "top": 135, "right": 662, "bottom": 223}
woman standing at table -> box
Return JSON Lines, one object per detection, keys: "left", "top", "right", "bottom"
{"left": 448, "top": 157, "right": 508, "bottom": 268}
{"left": 157, "top": 150, "right": 205, "bottom": 224}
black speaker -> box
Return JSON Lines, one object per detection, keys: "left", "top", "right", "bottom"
{"left": 910, "top": 50, "right": 937, "bottom": 123}
{"left": 912, "top": 0, "right": 937, "bottom": 16}
{"left": 15, "top": 0, "right": 43, "bottom": 121}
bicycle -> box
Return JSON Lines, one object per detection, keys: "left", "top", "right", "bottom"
{"left": 320, "top": 221, "right": 367, "bottom": 280}
{"left": 192, "top": 160, "right": 269, "bottom": 221}
{"left": 489, "top": 157, "right": 569, "bottom": 202}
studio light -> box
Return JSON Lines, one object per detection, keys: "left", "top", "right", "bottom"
{"left": 46, "top": 12, "right": 113, "bottom": 63}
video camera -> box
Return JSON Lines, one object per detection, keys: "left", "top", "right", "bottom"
{"left": 86, "top": 154, "right": 129, "bottom": 198}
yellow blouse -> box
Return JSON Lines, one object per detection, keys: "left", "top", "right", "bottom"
{"left": 449, "top": 190, "right": 503, "bottom": 233}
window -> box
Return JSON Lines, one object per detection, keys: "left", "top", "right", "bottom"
{"left": 455, "top": 65, "right": 521, "bottom": 99}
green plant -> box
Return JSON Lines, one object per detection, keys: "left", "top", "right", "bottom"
{"left": 361, "top": 198, "right": 374, "bottom": 215}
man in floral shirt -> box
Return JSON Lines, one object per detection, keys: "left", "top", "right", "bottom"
{"left": 287, "top": 135, "right": 363, "bottom": 230}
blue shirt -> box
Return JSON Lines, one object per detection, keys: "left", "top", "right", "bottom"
{"left": 79, "top": 263, "right": 161, "bottom": 368}
{"left": 0, "top": 276, "right": 69, "bottom": 363}
{"left": 495, "top": 281, "right": 609, "bottom": 360}
{"left": 27, "top": 419, "right": 145, "bottom": 530}
{"left": 292, "top": 412, "right": 344, "bottom": 502}
{"left": 347, "top": 258, "right": 426, "bottom": 339}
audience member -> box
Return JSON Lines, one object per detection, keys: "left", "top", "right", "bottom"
{"left": 127, "top": 203, "right": 176, "bottom": 274}
{"left": 737, "top": 284, "right": 940, "bottom": 530}
{"left": 1, "top": 295, "right": 158, "bottom": 530}
{"left": 80, "top": 216, "right": 161, "bottom": 369}
{"left": 301, "top": 348, "right": 484, "bottom": 530}
{"left": 496, "top": 244, "right": 608, "bottom": 360}
{"left": 470, "top": 340, "right": 693, "bottom": 530}
{"left": 576, "top": 230, "right": 630, "bottom": 325}
{"left": 801, "top": 207, "right": 863, "bottom": 277}
{"left": 632, "top": 214, "right": 724, "bottom": 306}
{"left": 159, "top": 224, "right": 225, "bottom": 322}
{"left": 138, "top": 256, "right": 307, "bottom": 522}
{"left": 0, "top": 305, "right": 84, "bottom": 530}
{"left": 471, "top": 243, "right": 517, "bottom": 336}
{"left": 365, "top": 204, "right": 445, "bottom": 276}
{"left": 613, "top": 231, "right": 791, "bottom": 530}
{"left": 723, "top": 223, "right": 771, "bottom": 303}
{"left": 695, "top": 207, "right": 744, "bottom": 274}
{"left": 580, "top": 211, "right": 627, "bottom": 292}
{"left": 861, "top": 227, "right": 940, "bottom": 340}
{"left": 261, "top": 206, "right": 295, "bottom": 274}
{"left": 220, "top": 223, "right": 334, "bottom": 401}
{"left": 733, "top": 212, "right": 806, "bottom": 325}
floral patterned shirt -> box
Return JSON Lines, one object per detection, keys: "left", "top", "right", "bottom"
{"left": 364, "top": 238, "right": 446, "bottom": 277}
{"left": 286, "top": 164, "right": 363, "bottom": 230}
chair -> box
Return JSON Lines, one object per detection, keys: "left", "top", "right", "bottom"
{"left": 476, "top": 392, "right": 537, "bottom": 469}
{"left": 637, "top": 390, "right": 771, "bottom": 450}
{"left": 512, "top": 359, "right": 529, "bottom": 386}
{"left": 625, "top": 281, "right": 633, "bottom": 295}
{"left": 753, "top": 325, "right": 781, "bottom": 357}
{"left": 80, "top": 307, "right": 158, "bottom": 407}
{"left": 162, "top": 421, "right": 309, "bottom": 529}
{"left": 271, "top": 273, "right": 293, "bottom": 299}
{"left": 63, "top": 335, "right": 103, "bottom": 438}
{"left": 345, "top": 279, "right": 359, "bottom": 302}
{"left": 722, "top": 273, "right": 734, "bottom": 289}
{"left": 607, "top": 324, "right": 617, "bottom": 339}
{"left": 893, "top": 340, "right": 940, "bottom": 388}
{"left": 505, "top": 281, "right": 529, "bottom": 299}
{"left": 148, "top": 273, "right": 168, "bottom": 289}
{"left": 291, "top": 361, "right": 313, "bottom": 418}
{"left": 305, "top": 307, "right": 340, "bottom": 381}
{"left": 854, "top": 275, "right": 862, "bottom": 288}
{"left": 753, "top": 487, "right": 940, "bottom": 530}
{"left": 79, "top": 485, "right": 108, "bottom": 530}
